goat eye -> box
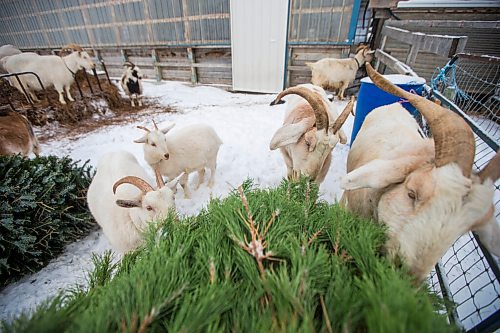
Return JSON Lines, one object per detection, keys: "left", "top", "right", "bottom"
{"left": 146, "top": 206, "right": 153, "bottom": 211}
{"left": 408, "top": 191, "right": 416, "bottom": 200}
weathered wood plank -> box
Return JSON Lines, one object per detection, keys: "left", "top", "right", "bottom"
{"left": 382, "top": 25, "right": 468, "bottom": 58}
{"left": 375, "top": 49, "right": 418, "bottom": 76}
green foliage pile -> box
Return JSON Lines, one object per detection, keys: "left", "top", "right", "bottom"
{"left": 0, "top": 155, "right": 96, "bottom": 287}
{"left": 3, "top": 179, "right": 455, "bottom": 333}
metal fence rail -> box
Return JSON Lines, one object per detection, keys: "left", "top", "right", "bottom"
{"left": 0, "top": 61, "right": 111, "bottom": 112}
{"left": 430, "top": 53, "right": 500, "bottom": 333}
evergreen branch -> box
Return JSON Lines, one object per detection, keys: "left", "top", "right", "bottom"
{"left": 235, "top": 186, "right": 277, "bottom": 280}
{"left": 237, "top": 186, "right": 255, "bottom": 227}
{"left": 209, "top": 259, "right": 215, "bottom": 284}
{"left": 137, "top": 307, "right": 157, "bottom": 333}
{"left": 262, "top": 211, "right": 277, "bottom": 239}
{"left": 320, "top": 295, "right": 334, "bottom": 333}
{"left": 308, "top": 228, "right": 323, "bottom": 246}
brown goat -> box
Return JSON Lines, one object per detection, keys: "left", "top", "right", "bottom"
{"left": 0, "top": 109, "right": 40, "bottom": 157}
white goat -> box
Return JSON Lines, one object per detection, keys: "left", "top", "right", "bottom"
{"left": 306, "top": 45, "right": 375, "bottom": 100}
{"left": 269, "top": 84, "right": 353, "bottom": 184}
{"left": 340, "top": 63, "right": 500, "bottom": 282}
{"left": 135, "top": 122, "right": 223, "bottom": 198}
{"left": 87, "top": 151, "right": 182, "bottom": 253}
{"left": 1, "top": 49, "right": 95, "bottom": 105}
{"left": 0, "top": 44, "right": 21, "bottom": 73}
{"left": 120, "top": 61, "right": 144, "bottom": 107}
{"left": 0, "top": 109, "right": 40, "bottom": 157}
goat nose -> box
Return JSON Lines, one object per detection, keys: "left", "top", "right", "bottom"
{"left": 164, "top": 153, "right": 169, "bottom": 160}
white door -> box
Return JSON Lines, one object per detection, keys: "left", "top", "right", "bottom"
{"left": 230, "top": 0, "right": 289, "bottom": 93}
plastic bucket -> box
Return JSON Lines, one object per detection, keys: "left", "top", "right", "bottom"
{"left": 350, "top": 74, "right": 426, "bottom": 146}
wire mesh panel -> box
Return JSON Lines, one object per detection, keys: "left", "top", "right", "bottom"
{"left": 431, "top": 53, "right": 500, "bottom": 333}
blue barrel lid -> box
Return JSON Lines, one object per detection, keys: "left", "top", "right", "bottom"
{"left": 360, "top": 74, "right": 426, "bottom": 86}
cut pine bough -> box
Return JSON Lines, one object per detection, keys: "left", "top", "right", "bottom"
{"left": 2, "top": 178, "right": 456, "bottom": 333}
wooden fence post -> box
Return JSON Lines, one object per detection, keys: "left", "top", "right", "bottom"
{"left": 285, "top": 46, "right": 292, "bottom": 88}
{"left": 151, "top": 49, "right": 162, "bottom": 82}
{"left": 187, "top": 47, "right": 198, "bottom": 84}
{"left": 121, "top": 49, "right": 128, "bottom": 63}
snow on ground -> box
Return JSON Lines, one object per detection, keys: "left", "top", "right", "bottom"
{"left": 0, "top": 80, "right": 353, "bottom": 321}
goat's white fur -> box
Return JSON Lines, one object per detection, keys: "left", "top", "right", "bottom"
{"left": 340, "top": 103, "right": 499, "bottom": 281}
{"left": 87, "top": 151, "right": 182, "bottom": 253}
{"left": 0, "top": 44, "right": 21, "bottom": 73}
{"left": 270, "top": 84, "right": 349, "bottom": 184}
{"left": 306, "top": 47, "right": 374, "bottom": 100}
{"left": 135, "top": 123, "right": 223, "bottom": 199}
{"left": 1, "top": 50, "right": 95, "bottom": 104}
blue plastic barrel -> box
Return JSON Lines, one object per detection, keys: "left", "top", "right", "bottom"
{"left": 350, "top": 74, "right": 426, "bottom": 146}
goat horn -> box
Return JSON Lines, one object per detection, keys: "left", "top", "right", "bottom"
{"left": 137, "top": 125, "right": 150, "bottom": 133}
{"left": 478, "top": 151, "right": 500, "bottom": 182}
{"left": 365, "top": 63, "right": 475, "bottom": 178}
{"left": 152, "top": 119, "right": 159, "bottom": 130}
{"left": 270, "top": 87, "right": 329, "bottom": 130}
{"left": 113, "top": 176, "right": 154, "bottom": 194}
{"left": 331, "top": 96, "right": 355, "bottom": 134}
{"left": 154, "top": 167, "right": 165, "bottom": 188}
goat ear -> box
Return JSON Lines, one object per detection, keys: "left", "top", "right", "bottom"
{"left": 161, "top": 123, "right": 175, "bottom": 134}
{"left": 116, "top": 199, "right": 142, "bottom": 208}
{"left": 342, "top": 157, "right": 421, "bottom": 190}
{"left": 472, "top": 207, "right": 500, "bottom": 257}
{"left": 134, "top": 136, "right": 147, "bottom": 144}
{"left": 166, "top": 172, "right": 184, "bottom": 193}
{"left": 270, "top": 116, "right": 315, "bottom": 150}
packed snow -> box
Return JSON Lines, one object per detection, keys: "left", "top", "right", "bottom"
{"left": 0, "top": 80, "right": 497, "bottom": 330}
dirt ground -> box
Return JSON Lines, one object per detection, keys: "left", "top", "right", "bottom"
{"left": 0, "top": 71, "right": 175, "bottom": 143}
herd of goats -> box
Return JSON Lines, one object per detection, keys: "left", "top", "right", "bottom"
{"left": 0, "top": 43, "right": 499, "bottom": 283}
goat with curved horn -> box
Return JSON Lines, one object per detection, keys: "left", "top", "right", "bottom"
{"left": 366, "top": 62, "right": 475, "bottom": 177}
{"left": 154, "top": 167, "right": 165, "bottom": 188}
{"left": 87, "top": 151, "right": 182, "bottom": 252}
{"left": 341, "top": 65, "right": 500, "bottom": 282}
{"left": 270, "top": 83, "right": 351, "bottom": 184}
{"left": 113, "top": 176, "right": 154, "bottom": 194}
{"left": 331, "top": 96, "right": 355, "bottom": 134}
{"left": 271, "top": 86, "right": 329, "bottom": 130}
{"left": 137, "top": 125, "right": 150, "bottom": 133}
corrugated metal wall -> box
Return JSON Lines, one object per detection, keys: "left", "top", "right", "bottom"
{"left": 0, "top": 0, "right": 360, "bottom": 49}
{"left": 0, "top": 0, "right": 231, "bottom": 48}
{"left": 289, "top": 0, "right": 357, "bottom": 44}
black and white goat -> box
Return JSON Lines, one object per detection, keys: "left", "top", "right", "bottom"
{"left": 120, "top": 61, "right": 143, "bottom": 107}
